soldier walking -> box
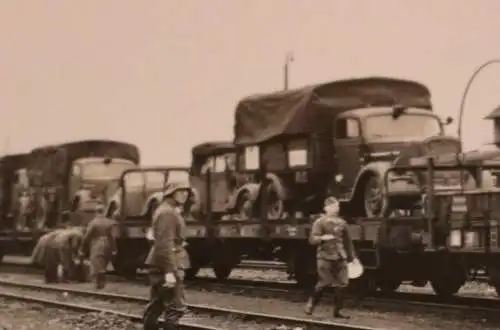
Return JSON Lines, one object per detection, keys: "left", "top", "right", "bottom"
{"left": 44, "top": 226, "right": 85, "bottom": 283}
{"left": 143, "top": 181, "right": 191, "bottom": 330}
{"left": 79, "top": 203, "right": 119, "bottom": 289}
{"left": 304, "top": 196, "right": 356, "bottom": 318}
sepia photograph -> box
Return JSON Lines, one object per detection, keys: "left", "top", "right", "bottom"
{"left": 1, "top": 1, "right": 500, "bottom": 329}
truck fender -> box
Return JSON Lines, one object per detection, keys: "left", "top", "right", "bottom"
{"left": 140, "top": 192, "right": 163, "bottom": 216}
{"left": 349, "top": 161, "right": 392, "bottom": 202}
{"left": 226, "top": 183, "right": 260, "bottom": 210}
{"left": 105, "top": 188, "right": 122, "bottom": 216}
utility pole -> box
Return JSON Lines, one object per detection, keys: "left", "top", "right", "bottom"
{"left": 284, "top": 52, "right": 294, "bottom": 90}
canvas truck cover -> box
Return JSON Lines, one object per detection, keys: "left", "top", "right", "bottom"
{"left": 191, "top": 141, "right": 235, "bottom": 158}
{"left": 0, "top": 153, "right": 29, "bottom": 173}
{"left": 233, "top": 77, "right": 432, "bottom": 145}
{"left": 28, "top": 139, "right": 140, "bottom": 184}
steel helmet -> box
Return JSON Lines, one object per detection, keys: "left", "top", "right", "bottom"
{"left": 163, "top": 181, "right": 191, "bottom": 198}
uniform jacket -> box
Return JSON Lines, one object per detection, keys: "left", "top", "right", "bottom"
{"left": 81, "top": 215, "right": 119, "bottom": 257}
{"left": 52, "top": 227, "right": 85, "bottom": 256}
{"left": 144, "top": 199, "right": 190, "bottom": 273}
{"left": 31, "top": 229, "right": 65, "bottom": 266}
{"left": 309, "top": 215, "right": 355, "bottom": 261}
{"left": 81, "top": 215, "right": 119, "bottom": 274}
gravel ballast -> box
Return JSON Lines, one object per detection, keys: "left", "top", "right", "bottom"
{"left": 0, "top": 298, "right": 141, "bottom": 330}
{"left": 1, "top": 273, "right": 500, "bottom": 330}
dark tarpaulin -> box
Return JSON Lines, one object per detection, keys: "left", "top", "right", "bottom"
{"left": 233, "top": 77, "right": 432, "bottom": 145}
{"left": 0, "top": 153, "right": 29, "bottom": 173}
{"left": 28, "top": 139, "right": 140, "bottom": 184}
{"left": 191, "top": 141, "right": 235, "bottom": 158}
{"left": 484, "top": 105, "right": 500, "bottom": 119}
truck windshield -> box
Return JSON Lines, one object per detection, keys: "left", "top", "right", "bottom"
{"left": 364, "top": 113, "right": 442, "bottom": 140}
{"left": 76, "top": 157, "right": 136, "bottom": 181}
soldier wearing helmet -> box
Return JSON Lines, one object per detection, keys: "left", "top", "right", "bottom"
{"left": 304, "top": 196, "right": 356, "bottom": 318}
{"left": 79, "top": 202, "right": 119, "bottom": 289}
{"left": 143, "top": 181, "right": 191, "bottom": 330}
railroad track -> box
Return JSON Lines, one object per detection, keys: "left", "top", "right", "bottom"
{"left": 0, "top": 279, "right": 378, "bottom": 330}
{"left": 189, "top": 277, "right": 500, "bottom": 312}
{"left": 1, "top": 260, "right": 498, "bottom": 312}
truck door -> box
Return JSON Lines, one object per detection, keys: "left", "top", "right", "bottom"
{"left": 211, "top": 154, "right": 231, "bottom": 212}
{"left": 122, "top": 171, "right": 147, "bottom": 217}
{"left": 333, "top": 117, "right": 363, "bottom": 197}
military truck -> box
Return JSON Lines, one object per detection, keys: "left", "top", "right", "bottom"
{"left": 229, "top": 76, "right": 457, "bottom": 219}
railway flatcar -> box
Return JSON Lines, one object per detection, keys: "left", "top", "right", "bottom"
{"left": 105, "top": 166, "right": 194, "bottom": 277}
{"left": 0, "top": 139, "right": 140, "bottom": 258}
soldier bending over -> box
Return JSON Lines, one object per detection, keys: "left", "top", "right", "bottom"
{"left": 44, "top": 226, "right": 85, "bottom": 283}
{"left": 304, "top": 196, "right": 356, "bottom": 318}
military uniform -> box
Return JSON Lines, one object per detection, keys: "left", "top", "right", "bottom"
{"left": 44, "top": 227, "right": 85, "bottom": 283}
{"left": 80, "top": 214, "right": 119, "bottom": 289}
{"left": 31, "top": 229, "right": 65, "bottom": 268}
{"left": 143, "top": 181, "right": 191, "bottom": 330}
{"left": 305, "top": 197, "right": 355, "bottom": 318}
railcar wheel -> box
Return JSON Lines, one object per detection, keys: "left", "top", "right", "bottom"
{"left": 376, "top": 280, "right": 401, "bottom": 293}
{"left": 264, "top": 183, "right": 284, "bottom": 220}
{"left": 430, "top": 278, "right": 462, "bottom": 297}
{"left": 184, "top": 266, "right": 200, "bottom": 280}
{"left": 363, "top": 175, "right": 388, "bottom": 218}
{"left": 294, "top": 270, "right": 317, "bottom": 289}
{"left": 112, "top": 259, "right": 138, "bottom": 279}
{"left": 212, "top": 263, "right": 233, "bottom": 281}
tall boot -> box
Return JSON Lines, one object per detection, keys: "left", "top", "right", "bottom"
{"left": 304, "top": 288, "right": 323, "bottom": 315}
{"left": 96, "top": 273, "right": 106, "bottom": 289}
{"left": 163, "top": 309, "right": 183, "bottom": 330}
{"left": 333, "top": 287, "right": 350, "bottom": 319}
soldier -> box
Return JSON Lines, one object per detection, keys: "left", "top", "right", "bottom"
{"left": 31, "top": 228, "right": 66, "bottom": 268}
{"left": 79, "top": 203, "right": 119, "bottom": 289}
{"left": 44, "top": 226, "right": 85, "bottom": 283}
{"left": 304, "top": 196, "right": 356, "bottom": 319}
{"left": 17, "top": 190, "right": 31, "bottom": 230}
{"left": 143, "top": 181, "right": 191, "bottom": 330}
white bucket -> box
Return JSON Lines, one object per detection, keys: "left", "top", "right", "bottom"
{"left": 347, "top": 258, "right": 364, "bottom": 279}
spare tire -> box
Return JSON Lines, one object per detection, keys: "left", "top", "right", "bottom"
{"left": 263, "top": 181, "right": 285, "bottom": 220}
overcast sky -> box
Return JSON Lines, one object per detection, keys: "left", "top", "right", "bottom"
{"left": 2, "top": 1, "right": 500, "bottom": 165}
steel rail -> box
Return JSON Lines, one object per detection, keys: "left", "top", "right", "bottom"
{"left": 0, "top": 279, "right": 380, "bottom": 330}
{"left": 191, "top": 277, "right": 500, "bottom": 311}
{"left": 1, "top": 261, "right": 497, "bottom": 312}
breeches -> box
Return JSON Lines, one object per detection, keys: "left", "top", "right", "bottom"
{"left": 315, "top": 259, "right": 348, "bottom": 289}
{"left": 148, "top": 268, "right": 186, "bottom": 312}
{"left": 90, "top": 254, "right": 110, "bottom": 276}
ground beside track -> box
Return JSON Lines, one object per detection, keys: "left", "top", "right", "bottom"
{"left": 1, "top": 271, "right": 499, "bottom": 330}
{"left": 0, "top": 298, "right": 142, "bottom": 330}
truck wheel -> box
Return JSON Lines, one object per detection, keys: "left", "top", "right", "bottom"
{"left": 363, "top": 174, "right": 388, "bottom": 218}
{"left": 236, "top": 191, "right": 253, "bottom": 219}
{"left": 264, "top": 183, "right": 284, "bottom": 220}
